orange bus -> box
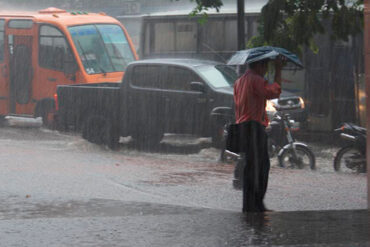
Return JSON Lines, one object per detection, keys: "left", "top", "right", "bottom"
{"left": 0, "top": 7, "right": 138, "bottom": 126}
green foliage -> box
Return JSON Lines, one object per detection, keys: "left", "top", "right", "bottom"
{"left": 246, "top": 24, "right": 268, "bottom": 48}
{"left": 173, "top": 0, "right": 223, "bottom": 24}
{"left": 255, "top": 0, "right": 364, "bottom": 54}
{"left": 185, "top": 0, "right": 364, "bottom": 54}
{"left": 173, "top": 0, "right": 223, "bottom": 13}
{"left": 188, "top": 0, "right": 223, "bottom": 14}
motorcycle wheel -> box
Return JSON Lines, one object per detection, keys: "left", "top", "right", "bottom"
{"left": 278, "top": 144, "right": 316, "bottom": 170}
{"left": 333, "top": 146, "right": 366, "bottom": 173}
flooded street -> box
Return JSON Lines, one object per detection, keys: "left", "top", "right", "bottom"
{"left": 0, "top": 119, "right": 366, "bottom": 212}
{"left": 0, "top": 120, "right": 368, "bottom": 246}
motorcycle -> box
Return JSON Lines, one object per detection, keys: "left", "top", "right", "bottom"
{"left": 267, "top": 109, "right": 315, "bottom": 169}
{"left": 333, "top": 123, "right": 367, "bottom": 173}
{"left": 223, "top": 108, "right": 316, "bottom": 190}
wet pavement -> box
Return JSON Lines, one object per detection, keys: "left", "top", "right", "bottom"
{"left": 0, "top": 119, "right": 368, "bottom": 246}
{"left": 0, "top": 197, "right": 368, "bottom": 247}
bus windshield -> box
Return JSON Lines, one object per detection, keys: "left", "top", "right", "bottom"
{"left": 68, "top": 24, "right": 135, "bottom": 74}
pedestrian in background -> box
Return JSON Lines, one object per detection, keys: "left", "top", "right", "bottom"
{"left": 233, "top": 58, "right": 283, "bottom": 212}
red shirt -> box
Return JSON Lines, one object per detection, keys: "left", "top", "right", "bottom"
{"left": 234, "top": 70, "right": 281, "bottom": 126}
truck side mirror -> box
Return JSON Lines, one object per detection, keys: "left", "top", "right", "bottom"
{"left": 190, "top": 81, "right": 205, "bottom": 93}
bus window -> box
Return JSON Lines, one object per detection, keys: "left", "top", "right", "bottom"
{"left": 8, "top": 19, "right": 33, "bottom": 29}
{"left": 68, "top": 24, "right": 135, "bottom": 74}
{"left": 39, "top": 25, "right": 75, "bottom": 72}
{"left": 0, "top": 19, "right": 4, "bottom": 61}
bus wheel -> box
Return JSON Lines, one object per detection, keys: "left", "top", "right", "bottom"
{"left": 41, "top": 109, "right": 56, "bottom": 129}
{"left": 0, "top": 115, "right": 6, "bottom": 127}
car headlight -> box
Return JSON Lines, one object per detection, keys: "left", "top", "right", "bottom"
{"left": 266, "top": 100, "right": 276, "bottom": 112}
{"left": 299, "top": 97, "right": 305, "bottom": 109}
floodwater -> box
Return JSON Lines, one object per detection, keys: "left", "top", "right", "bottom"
{"left": 0, "top": 118, "right": 368, "bottom": 246}
{"left": 0, "top": 117, "right": 366, "bottom": 212}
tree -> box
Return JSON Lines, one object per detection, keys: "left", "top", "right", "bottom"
{"left": 186, "top": 0, "right": 224, "bottom": 14}
{"left": 253, "top": 0, "right": 363, "bottom": 54}
{"left": 187, "top": 0, "right": 364, "bottom": 54}
{"left": 174, "top": 0, "right": 245, "bottom": 49}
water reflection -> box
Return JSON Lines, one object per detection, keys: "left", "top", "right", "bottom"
{"left": 235, "top": 210, "right": 370, "bottom": 246}
{"left": 240, "top": 212, "right": 272, "bottom": 246}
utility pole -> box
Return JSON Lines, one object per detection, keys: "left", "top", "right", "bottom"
{"left": 237, "top": 0, "right": 245, "bottom": 50}
{"left": 364, "top": 0, "right": 370, "bottom": 208}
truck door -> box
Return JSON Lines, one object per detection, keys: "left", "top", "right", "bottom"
{"left": 7, "top": 19, "right": 34, "bottom": 115}
{"left": 127, "top": 64, "right": 166, "bottom": 133}
{"left": 0, "top": 19, "right": 8, "bottom": 116}
{"left": 163, "top": 66, "right": 207, "bottom": 134}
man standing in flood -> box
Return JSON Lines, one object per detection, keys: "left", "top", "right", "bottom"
{"left": 234, "top": 58, "right": 283, "bottom": 212}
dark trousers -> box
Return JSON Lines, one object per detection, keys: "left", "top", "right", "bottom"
{"left": 241, "top": 121, "right": 270, "bottom": 212}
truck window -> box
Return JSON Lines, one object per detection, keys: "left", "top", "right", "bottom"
{"left": 0, "top": 19, "right": 4, "bottom": 61}
{"left": 39, "top": 25, "right": 74, "bottom": 71}
{"left": 165, "top": 67, "right": 199, "bottom": 91}
{"left": 131, "top": 65, "right": 162, "bottom": 88}
{"left": 68, "top": 24, "right": 135, "bottom": 74}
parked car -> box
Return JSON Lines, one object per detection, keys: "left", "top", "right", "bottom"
{"left": 56, "top": 59, "right": 236, "bottom": 148}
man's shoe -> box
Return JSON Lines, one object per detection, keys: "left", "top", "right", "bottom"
{"left": 261, "top": 205, "right": 274, "bottom": 212}
{"left": 233, "top": 179, "right": 242, "bottom": 190}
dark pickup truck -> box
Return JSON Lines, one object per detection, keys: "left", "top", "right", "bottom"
{"left": 56, "top": 59, "right": 236, "bottom": 148}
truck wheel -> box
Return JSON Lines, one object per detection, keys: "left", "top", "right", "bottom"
{"left": 131, "top": 129, "right": 164, "bottom": 147}
{"left": 36, "top": 99, "right": 56, "bottom": 129}
{"left": 54, "top": 114, "right": 68, "bottom": 132}
{"left": 82, "top": 115, "right": 119, "bottom": 150}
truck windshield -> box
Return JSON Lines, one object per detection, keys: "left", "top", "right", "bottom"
{"left": 68, "top": 24, "right": 135, "bottom": 74}
{"left": 197, "top": 65, "right": 237, "bottom": 88}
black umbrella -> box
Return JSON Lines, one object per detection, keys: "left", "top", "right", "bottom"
{"left": 227, "top": 46, "right": 303, "bottom": 69}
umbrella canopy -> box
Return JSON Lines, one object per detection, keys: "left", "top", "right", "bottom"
{"left": 227, "top": 46, "right": 303, "bottom": 69}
